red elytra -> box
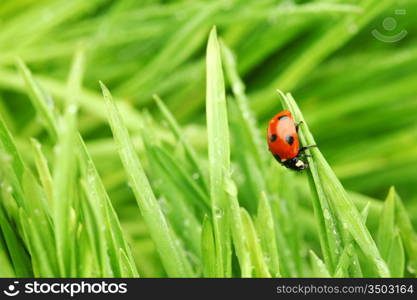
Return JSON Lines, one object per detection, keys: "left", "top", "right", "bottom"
{"left": 267, "top": 110, "right": 299, "bottom": 160}
{"left": 267, "top": 110, "right": 313, "bottom": 171}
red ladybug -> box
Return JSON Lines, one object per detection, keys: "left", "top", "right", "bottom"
{"left": 267, "top": 110, "right": 315, "bottom": 171}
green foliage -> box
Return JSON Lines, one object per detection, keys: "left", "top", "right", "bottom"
{"left": 0, "top": 0, "right": 417, "bottom": 278}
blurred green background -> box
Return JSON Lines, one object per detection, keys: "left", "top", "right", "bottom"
{"left": 1, "top": 0, "right": 417, "bottom": 276}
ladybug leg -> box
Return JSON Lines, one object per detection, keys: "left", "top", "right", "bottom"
{"left": 299, "top": 153, "right": 311, "bottom": 158}
{"left": 299, "top": 144, "right": 317, "bottom": 153}
{"left": 295, "top": 121, "right": 303, "bottom": 132}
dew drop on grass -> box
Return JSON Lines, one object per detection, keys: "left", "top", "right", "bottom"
{"left": 158, "top": 196, "right": 170, "bottom": 214}
{"left": 323, "top": 209, "right": 331, "bottom": 221}
{"left": 34, "top": 142, "right": 42, "bottom": 150}
{"left": 224, "top": 178, "right": 237, "bottom": 198}
{"left": 407, "top": 264, "right": 416, "bottom": 274}
{"left": 214, "top": 206, "right": 224, "bottom": 219}
{"left": 192, "top": 173, "right": 200, "bottom": 180}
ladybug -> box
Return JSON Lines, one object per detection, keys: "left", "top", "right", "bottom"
{"left": 267, "top": 110, "right": 316, "bottom": 171}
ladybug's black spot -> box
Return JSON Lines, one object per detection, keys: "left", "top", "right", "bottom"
{"left": 270, "top": 134, "right": 277, "bottom": 142}
{"left": 278, "top": 115, "right": 288, "bottom": 121}
{"left": 285, "top": 135, "right": 294, "bottom": 145}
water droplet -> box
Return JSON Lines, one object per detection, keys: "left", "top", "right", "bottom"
{"left": 214, "top": 207, "right": 224, "bottom": 219}
{"left": 323, "top": 209, "right": 331, "bottom": 220}
{"left": 224, "top": 178, "right": 237, "bottom": 198}
{"left": 192, "top": 173, "right": 200, "bottom": 180}
{"left": 407, "top": 264, "right": 416, "bottom": 274}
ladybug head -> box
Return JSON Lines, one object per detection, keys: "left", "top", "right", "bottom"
{"left": 282, "top": 157, "right": 308, "bottom": 171}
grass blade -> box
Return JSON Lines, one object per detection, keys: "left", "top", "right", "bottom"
{"left": 205, "top": 26, "right": 231, "bottom": 277}
{"left": 201, "top": 215, "right": 216, "bottom": 277}
{"left": 101, "top": 82, "right": 193, "bottom": 277}
{"left": 394, "top": 189, "right": 417, "bottom": 276}
{"left": 30, "top": 138, "right": 53, "bottom": 207}
{"left": 16, "top": 58, "right": 58, "bottom": 139}
{"left": 377, "top": 187, "right": 396, "bottom": 260}
{"left": 241, "top": 208, "right": 270, "bottom": 278}
{"left": 255, "top": 192, "right": 281, "bottom": 277}
{"left": 309, "top": 250, "right": 331, "bottom": 277}
{"left": 279, "top": 91, "right": 390, "bottom": 277}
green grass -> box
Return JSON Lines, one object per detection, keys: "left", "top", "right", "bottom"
{"left": 1, "top": 0, "right": 417, "bottom": 278}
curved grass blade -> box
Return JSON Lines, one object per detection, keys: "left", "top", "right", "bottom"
{"left": 241, "top": 208, "right": 270, "bottom": 278}
{"left": 309, "top": 250, "right": 331, "bottom": 277}
{"left": 16, "top": 58, "right": 58, "bottom": 139}
{"left": 255, "top": 192, "right": 281, "bottom": 277}
{"left": 377, "top": 187, "right": 405, "bottom": 277}
{"left": 30, "top": 138, "right": 53, "bottom": 207}
{"left": 0, "top": 112, "right": 25, "bottom": 206}
{"left": 0, "top": 233, "right": 15, "bottom": 277}
{"left": 279, "top": 91, "right": 390, "bottom": 277}
{"left": 101, "top": 82, "right": 193, "bottom": 277}
{"left": 394, "top": 188, "right": 417, "bottom": 276}
{"left": 201, "top": 215, "right": 216, "bottom": 277}
{"left": 78, "top": 137, "right": 139, "bottom": 277}
{"left": 277, "top": 91, "right": 341, "bottom": 273}
{"left": 0, "top": 206, "right": 32, "bottom": 276}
